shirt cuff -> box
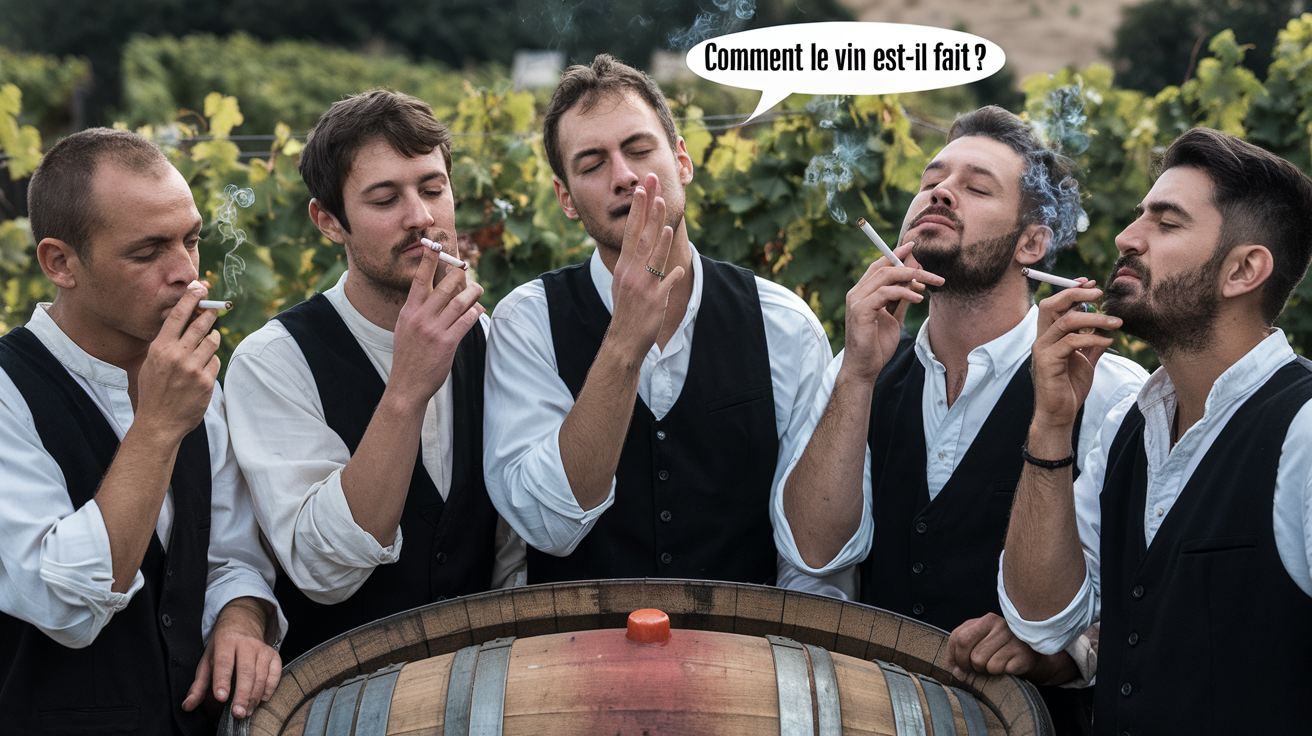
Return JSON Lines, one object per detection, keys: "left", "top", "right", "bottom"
{"left": 1059, "top": 626, "right": 1098, "bottom": 688}
{"left": 997, "top": 555, "right": 1096, "bottom": 656}
{"left": 203, "top": 574, "right": 289, "bottom": 648}
{"left": 37, "top": 500, "right": 144, "bottom": 647}
{"left": 306, "top": 472, "right": 404, "bottom": 568}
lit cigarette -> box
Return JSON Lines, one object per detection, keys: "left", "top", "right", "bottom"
{"left": 856, "top": 218, "right": 904, "bottom": 267}
{"left": 198, "top": 300, "right": 232, "bottom": 310}
{"left": 1021, "top": 268, "right": 1083, "bottom": 289}
{"left": 419, "top": 238, "right": 468, "bottom": 270}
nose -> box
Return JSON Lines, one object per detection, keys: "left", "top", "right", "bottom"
{"left": 612, "top": 155, "right": 640, "bottom": 196}
{"left": 402, "top": 190, "right": 436, "bottom": 232}
{"left": 930, "top": 179, "right": 955, "bottom": 208}
{"left": 1114, "top": 218, "right": 1146, "bottom": 256}
{"left": 166, "top": 241, "right": 200, "bottom": 286}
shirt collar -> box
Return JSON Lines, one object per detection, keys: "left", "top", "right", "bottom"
{"left": 1137, "top": 328, "right": 1295, "bottom": 418}
{"left": 914, "top": 303, "right": 1038, "bottom": 378}
{"left": 588, "top": 241, "right": 704, "bottom": 323}
{"left": 25, "top": 304, "right": 130, "bottom": 389}
{"left": 326, "top": 270, "right": 395, "bottom": 353}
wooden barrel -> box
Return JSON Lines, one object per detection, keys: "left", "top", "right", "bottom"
{"left": 243, "top": 579, "right": 1053, "bottom": 736}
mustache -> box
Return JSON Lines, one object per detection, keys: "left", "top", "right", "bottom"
{"left": 910, "top": 204, "right": 964, "bottom": 232}
{"left": 609, "top": 204, "right": 632, "bottom": 219}
{"left": 1110, "top": 254, "right": 1148, "bottom": 280}
{"left": 392, "top": 231, "right": 449, "bottom": 257}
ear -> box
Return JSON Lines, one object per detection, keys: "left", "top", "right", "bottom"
{"left": 1220, "top": 244, "right": 1274, "bottom": 299}
{"left": 308, "top": 198, "right": 348, "bottom": 244}
{"left": 675, "top": 136, "right": 694, "bottom": 186}
{"left": 36, "top": 238, "right": 79, "bottom": 290}
{"left": 552, "top": 175, "right": 580, "bottom": 220}
{"left": 1014, "top": 223, "right": 1052, "bottom": 267}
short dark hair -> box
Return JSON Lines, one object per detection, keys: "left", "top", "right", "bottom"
{"left": 28, "top": 127, "right": 170, "bottom": 261}
{"left": 543, "top": 54, "right": 679, "bottom": 185}
{"left": 1160, "top": 127, "right": 1312, "bottom": 324}
{"left": 948, "top": 106, "right": 1085, "bottom": 273}
{"left": 299, "top": 89, "right": 452, "bottom": 233}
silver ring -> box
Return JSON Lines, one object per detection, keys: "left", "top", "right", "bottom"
{"left": 645, "top": 265, "right": 667, "bottom": 280}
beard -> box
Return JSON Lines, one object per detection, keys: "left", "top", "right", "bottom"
{"left": 912, "top": 218, "right": 1022, "bottom": 300}
{"left": 346, "top": 229, "right": 450, "bottom": 298}
{"left": 578, "top": 191, "right": 687, "bottom": 254}
{"left": 1102, "top": 250, "right": 1225, "bottom": 358}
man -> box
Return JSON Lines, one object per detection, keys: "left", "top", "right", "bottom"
{"left": 773, "top": 107, "right": 1147, "bottom": 728}
{"left": 483, "top": 54, "right": 832, "bottom": 587}
{"left": 1002, "top": 129, "right": 1312, "bottom": 733}
{"left": 0, "top": 128, "right": 283, "bottom": 734}
{"left": 225, "top": 90, "right": 524, "bottom": 661}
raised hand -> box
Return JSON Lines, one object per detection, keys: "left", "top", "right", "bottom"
{"left": 1030, "top": 282, "right": 1121, "bottom": 436}
{"left": 389, "top": 243, "right": 485, "bottom": 407}
{"left": 607, "top": 172, "right": 685, "bottom": 361}
{"left": 839, "top": 242, "right": 943, "bottom": 384}
{"left": 134, "top": 281, "right": 221, "bottom": 440}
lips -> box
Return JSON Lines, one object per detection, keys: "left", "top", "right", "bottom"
{"left": 1113, "top": 266, "right": 1141, "bottom": 282}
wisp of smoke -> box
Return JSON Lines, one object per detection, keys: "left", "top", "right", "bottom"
{"left": 216, "top": 184, "right": 255, "bottom": 299}
{"left": 1020, "top": 85, "right": 1092, "bottom": 264}
{"left": 801, "top": 97, "right": 867, "bottom": 225}
{"left": 669, "top": 0, "right": 756, "bottom": 49}
{"left": 1034, "top": 85, "right": 1091, "bottom": 156}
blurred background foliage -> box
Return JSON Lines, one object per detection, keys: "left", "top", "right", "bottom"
{"left": 8, "top": 13, "right": 1312, "bottom": 374}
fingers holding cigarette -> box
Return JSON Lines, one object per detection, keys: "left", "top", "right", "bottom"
{"left": 420, "top": 237, "right": 469, "bottom": 271}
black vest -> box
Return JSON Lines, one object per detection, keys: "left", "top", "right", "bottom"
{"left": 272, "top": 294, "right": 497, "bottom": 661}
{"left": 532, "top": 257, "right": 778, "bottom": 584}
{"left": 860, "top": 334, "right": 1082, "bottom": 632}
{"left": 1096, "top": 359, "right": 1312, "bottom": 735}
{"left": 0, "top": 326, "right": 213, "bottom": 736}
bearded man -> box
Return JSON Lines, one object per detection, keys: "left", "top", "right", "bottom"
{"left": 1002, "top": 127, "right": 1312, "bottom": 734}
{"left": 483, "top": 54, "right": 833, "bottom": 589}
{"left": 774, "top": 106, "right": 1148, "bottom": 733}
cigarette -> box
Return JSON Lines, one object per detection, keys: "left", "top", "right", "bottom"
{"left": 419, "top": 238, "right": 469, "bottom": 270}
{"left": 856, "top": 218, "right": 904, "bottom": 267}
{"left": 1021, "top": 268, "right": 1083, "bottom": 289}
{"left": 198, "top": 300, "right": 232, "bottom": 310}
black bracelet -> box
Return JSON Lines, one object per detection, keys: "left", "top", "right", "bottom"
{"left": 1021, "top": 441, "right": 1076, "bottom": 469}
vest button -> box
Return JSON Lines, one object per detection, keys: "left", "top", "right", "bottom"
{"left": 1128, "top": 632, "right": 1139, "bottom": 646}
{"left": 911, "top": 562, "right": 924, "bottom": 574}
{"left": 660, "top": 552, "right": 673, "bottom": 564}
{"left": 1120, "top": 682, "right": 1132, "bottom": 696}
{"left": 915, "top": 522, "right": 927, "bottom": 534}
{"left": 658, "top": 470, "right": 669, "bottom": 481}
{"left": 660, "top": 510, "right": 672, "bottom": 522}
{"left": 435, "top": 552, "right": 448, "bottom": 564}
{"left": 911, "top": 603, "right": 924, "bottom": 615}
{"left": 1132, "top": 585, "right": 1144, "bottom": 599}
{"left": 161, "top": 614, "right": 172, "bottom": 627}
{"left": 656, "top": 430, "right": 667, "bottom": 440}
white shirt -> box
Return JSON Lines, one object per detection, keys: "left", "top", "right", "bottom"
{"left": 484, "top": 244, "right": 838, "bottom": 590}
{"left": 224, "top": 272, "right": 526, "bottom": 605}
{"left": 772, "top": 305, "right": 1149, "bottom": 581}
{"left": 1001, "top": 330, "right": 1312, "bottom": 654}
{"left": 0, "top": 305, "right": 284, "bottom": 648}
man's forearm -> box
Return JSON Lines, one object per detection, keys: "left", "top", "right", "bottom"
{"left": 558, "top": 337, "right": 643, "bottom": 511}
{"left": 339, "top": 387, "right": 427, "bottom": 547}
{"left": 1002, "top": 422, "right": 1088, "bottom": 621}
{"left": 94, "top": 421, "right": 184, "bottom": 593}
{"left": 782, "top": 372, "right": 875, "bottom": 569}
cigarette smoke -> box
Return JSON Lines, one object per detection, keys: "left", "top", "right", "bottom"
{"left": 1024, "top": 85, "right": 1091, "bottom": 261}
{"left": 216, "top": 184, "right": 255, "bottom": 299}
{"left": 802, "top": 97, "right": 868, "bottom": 225}
{"left": 668, "top": 0, "right": 756, "bottom": 49}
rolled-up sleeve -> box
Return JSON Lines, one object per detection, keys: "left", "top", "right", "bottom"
{"left": 483, "top": 283, "right": 614, "bottom": 556}
{"left": 771, "top": 350, "right": 875, "bottom": 576}
{"left": 0, "top": 370, "right": 142, "bottom": 649}
{"left": 224, "top": 326, "right": 402, "bottom": 604}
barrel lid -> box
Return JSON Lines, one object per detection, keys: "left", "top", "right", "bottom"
{"left": 625, "top": 608, "right": 671, "bottom": 644}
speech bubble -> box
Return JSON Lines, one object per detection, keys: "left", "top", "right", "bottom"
{"left": 686, "top": 22, "right": 1006, "bottom": 124}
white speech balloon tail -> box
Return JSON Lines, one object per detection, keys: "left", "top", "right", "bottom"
{"left": 741, "top": 88, "right": 792, "bottom": 126}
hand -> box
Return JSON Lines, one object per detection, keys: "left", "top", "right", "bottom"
{"left": 134, "top": 281, "right": 221, "bottom": 440}
{"left": 838, "top": 242, "right": 943, "bottom": 385}
{"left": 947, "top": 613, "right": 1078, "bottom": 686}
{"left": 182, "top": 597, "right": 280, "bottom": 719}
{"left": 1031, "top": 282, "right": 1122, "bottom": 434}
{"left": 606, "top": 172, "right": 686, "bottom": 363}
{"left": 389, "top": 244, "right": 485, "bottom": 407}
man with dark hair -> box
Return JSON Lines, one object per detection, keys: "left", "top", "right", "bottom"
{"left": 773, "top": 106, "right": 1147, "bottom": 730}
{"left": 483, "top": 54, "right": 833, "bottom": 589}
{"left": 225, "top": 89, "right": 524, "bottom": 661}
{"left": 0, "top": 128, "right": 283, "bottom": 733}
{"left": 1004, "top": 127, "right": 1312, "bottom": 734}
